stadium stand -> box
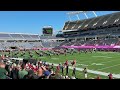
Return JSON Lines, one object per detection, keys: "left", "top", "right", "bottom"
{"left": 62, "top": 12, "right": 120, "bottom": 39}
{"left": 0, "top": 33, "right": 65, "bottom": 50}
{"left": 0, "top": 33, "right": 12, "bottom": 40}
{"left": 72, "top": 21, "right": 83, "bottom": 30}
{"left": 60, "top": 12, "right": 120, "bottom": 48}
{"left": 0, "top": 33, "right": 43, "bottom": 50}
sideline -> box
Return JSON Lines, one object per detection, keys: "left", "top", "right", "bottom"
{"left": 48, "top": 62, "right": 120, "bottom": 79}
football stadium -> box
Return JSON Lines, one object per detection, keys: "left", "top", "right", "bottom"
{"left": 0, "top": 11, "right": 120, "bottom": 79}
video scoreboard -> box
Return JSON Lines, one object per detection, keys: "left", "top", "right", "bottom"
{"left": 42, "top": 26, "right": 53, "bottom": 36}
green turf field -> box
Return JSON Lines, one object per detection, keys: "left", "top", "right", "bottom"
{"left": 39, "top": 51, "right": 120, "bottom": 79}
{"left": 1, "top": 51, "right": 120, "bottom": 79}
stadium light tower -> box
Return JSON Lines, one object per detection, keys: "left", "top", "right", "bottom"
{"left": 67, "top": 11, "right": 89, "bottom": 21}
{"left": 84, "top": 12, "right": 88, "bottom": 19}
{"left": 92, "top": 11, "right": 97, "bottom": 17}
{"left": 68, "top": 15, "right": 72, "bottom": 21}
{"left": 67, "top": 11, "right": 82, "bottom": 21}
{"left": 76, "top": 14, "right": 80, "bottom": 20}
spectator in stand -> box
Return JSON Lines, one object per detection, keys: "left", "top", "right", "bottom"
{"left": 37, "top": 67, "right": 43, "bottom": 77}
{"left": 18, "top": 64, "right": 28, "bottom": 79}
{"left": 38, "top": 60, "right": 42, "bottom": 67}
{"left": 5, "top": 63, "right": 11, "bottom": 77}
{"left": 43, "top": 61, "right": 46, "bottom": 66}
{"left": 42, "top": 66, "right": 51, "bottom": 79}
{"left": 50, "top": 63, "right": 54, "bottom": 72}
{"left": 23, "top": 70, "right": 35, "bottom": 79}
{"left": 32, "top": 71, "right": 39, "bottom": 79}
{"left": 46, "top": 64, "right": 50, "bottom": 70}
{"left": 0, "top": 62, "right": 8, "bottom": 79}
{"left": 10, "top": 63, "right": 19, "bottom": 79}
{"left": 108, "top": 73, "right": 113, "bottom": 79}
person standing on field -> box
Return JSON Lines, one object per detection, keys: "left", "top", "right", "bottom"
{"left": 61, "top": 63, "right": 64, "bottom": 75}
{"left": 108, "top": 73, "right": 113, "bottom": 79}
{"left": 72, "top": 66, "right": 76, "bottom": 78}
{"left": 83, "top": 67, "right": 88, "bottom": 79}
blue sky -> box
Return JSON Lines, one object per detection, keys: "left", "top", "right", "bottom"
{"left": 0, "top": 11, "right": 118, "bottom": 35}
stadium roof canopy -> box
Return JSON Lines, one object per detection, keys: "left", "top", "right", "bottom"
{"left": 0, "top": 32, "right": 40, "bottom": 40}
{"left": 0, "top": 32, "right": 39, "bottom": 35}
{"left": 66, "top": 11, "right": 97, "bottom": 21}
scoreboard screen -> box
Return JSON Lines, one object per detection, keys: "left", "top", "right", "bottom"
{"left": 43, "top": 28, "right": 53, "bottom": 35}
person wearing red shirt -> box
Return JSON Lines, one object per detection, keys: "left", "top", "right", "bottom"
{"left": 65, "top": 60, "right": 68, "bottom": 66}
{"left": 71, "top": 60, "right": 76, "bottom": 67}
{"left": 56, "top": 64, "right": 60, "bottom": 72}
{"left": 108, "top": 73, "right": 113, "bottom": 79}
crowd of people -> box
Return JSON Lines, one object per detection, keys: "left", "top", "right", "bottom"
{"left": 0, "top": 57, "right": 113, "bottom": 79}
{"left": 60, "top": 38, "right": 120, "bottom": 46}
{"left": 0, "top": 58, "right": 79, "bottom": 79}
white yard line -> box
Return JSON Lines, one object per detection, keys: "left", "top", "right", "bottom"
{"left": 48, "top": 62, "right": 120, "bottom": 79}
{"left": 77, "top": 56, "right": 120, "bottom": 67}
{"left": 77, "top": 59, "right": 105, "bottom": 64}
{"left": 51, "top": 58, "right": 59, "bottom": 60}
{"left": 87, "top": 59, "right": 120, "bottom": 67}
{"left": 97, "top": 64, "right": 120, "bottom": 70}
{"left": 97, "top": 59, "right": 119, "bottom": 64}
{"left": 92, "top": 56, "right": 112, "bottom": 58}
{"left": 77, "top": 55, "right": 113, "bottom": 64}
